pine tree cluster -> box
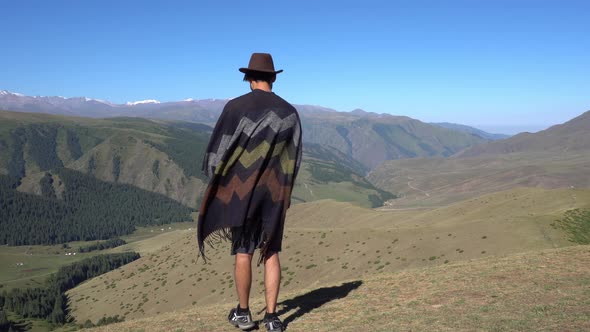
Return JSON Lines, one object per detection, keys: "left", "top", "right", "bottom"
{"left": 0, "top": 252, "right": 139, "bottom": 327}
{"left": 0, "top": 168, "right": 194, "bottom": 245}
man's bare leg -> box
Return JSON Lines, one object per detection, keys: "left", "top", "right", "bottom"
{"left": 235, "top": 253, "right": 253, "bottom": 309}
{"left": 264, "top": 252, "right": 281, "bottom": 313}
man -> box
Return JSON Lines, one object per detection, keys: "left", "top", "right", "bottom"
{"left": 197, "top": 53, "right": 302, "bottom": 332}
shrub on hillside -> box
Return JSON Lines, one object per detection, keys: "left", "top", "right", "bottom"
{"left": 551, "top": 208, "right": 590, "bottom": 244}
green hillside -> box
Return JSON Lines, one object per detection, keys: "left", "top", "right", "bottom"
{"left": 292, "top": 144, "right": 395, "bottom": 208}
{"left": 302, "top": 114, "right": 487, "bottom": 170}
{"left": 0, "top": 111, "right": 210, "bottom": 209}
{"left": 0, "top": 110, "right": 395, "bottom": 211}
{"left": 0, "top": 252, "right": 141, "bottom": 331}
{"left": 0, "top": 169, "right": 194, "bottom": 245}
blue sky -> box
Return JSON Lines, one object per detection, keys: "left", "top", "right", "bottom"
{"left": 1, "top": 1, "right": 589, "bottom": 134}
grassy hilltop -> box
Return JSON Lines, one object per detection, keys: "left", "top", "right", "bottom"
{"left": 66, "top": 187, "right": 590, "bottom": 328}
{"left": 83, "top": 244, "right": 590, "bottom": 332}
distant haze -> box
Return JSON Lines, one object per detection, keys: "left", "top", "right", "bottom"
{"left": 468, "top": 124, "right": 551, "bottom": 135}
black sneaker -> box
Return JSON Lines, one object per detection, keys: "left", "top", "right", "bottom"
{"left": 228, "top": 306, "right": 255, "bottom": 330}
{"left": 263, "top": 314, "right": 284, "bottom": 332}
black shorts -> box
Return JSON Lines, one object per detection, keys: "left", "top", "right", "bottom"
{"left": 230, "top": 225, "right": 282, "bottom": 255}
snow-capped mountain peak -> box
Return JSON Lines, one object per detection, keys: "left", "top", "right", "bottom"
{"left": 125, "top": 99, "right": 161, "bottom": 106}
{"left": 0, "top": 90, "right": 24, "bottom": 97}
{"left": 83, "top": 97, "right": 111, "bottom": 104}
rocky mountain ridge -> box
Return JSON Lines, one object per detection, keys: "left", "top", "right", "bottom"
{"left": 1, "top": 90, "right": 495, "bottom": 170}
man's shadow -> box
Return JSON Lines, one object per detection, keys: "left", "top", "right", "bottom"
{"left": 258, "top": 280, "right": 363, "bottom": 329}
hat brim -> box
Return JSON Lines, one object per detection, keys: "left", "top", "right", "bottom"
{"left": 239, "top": 68, "right": 283, "bottom": 74}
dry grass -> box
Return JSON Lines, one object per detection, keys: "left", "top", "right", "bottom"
{"left": 368, "top": 151, "right": 590, "bottom": 208}
{"left": 84, "top": 244, "right": 590, "bottom": 332}
{"left": 67, "top": 188, "right": 588, "bottom": 326}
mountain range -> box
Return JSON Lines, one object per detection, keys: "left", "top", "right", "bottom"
{"left": 455, "top": 111, "right": 590, "bottom": 157}
{"left": 1, "top": 90, "right": 587, "bottom": 211}
{"left": 368, "top": 110, "right": 590, "bottom": 207}
{"left": 1, "top": 90, "right": 505, "bottom": 171}
{"left": 430, "top": 122, "right": 510, "bottom": 140}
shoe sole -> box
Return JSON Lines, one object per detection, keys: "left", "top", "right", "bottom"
{"left": 230, "top": 320, "right": 256, "bottom": 330}
{"left": 240, "top": 322, "right": 256, "bottom": 330}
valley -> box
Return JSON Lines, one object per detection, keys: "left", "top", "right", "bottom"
{"left": 369, "top": 151, "right": 590, "bottom": 208}
{"left": 0, "top": 222, "right": 195, "bottom": 291}
{"left": 369, "top": 111, "right": 590, "bottom": 208}
{"left": 0, "top": 104, "right": 588, "bottom": 331}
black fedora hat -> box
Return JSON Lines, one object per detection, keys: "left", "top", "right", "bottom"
{"left": 239, "top": 53, "right": 283, "bottom": 74}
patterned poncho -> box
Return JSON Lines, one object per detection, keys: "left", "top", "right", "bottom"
{"left": 197, "top": 90, "right": 302, "bottom": 264}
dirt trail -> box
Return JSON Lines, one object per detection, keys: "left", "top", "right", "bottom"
{"left": 303, "top": 182, "right": 315, "bottom": 197}
{"left": 407, "top": 176, "right": 430, "bottom": 197}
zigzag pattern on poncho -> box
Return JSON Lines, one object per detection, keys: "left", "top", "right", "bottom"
{"left": 197, "top": 100, "right": 302, "bottom": 265}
